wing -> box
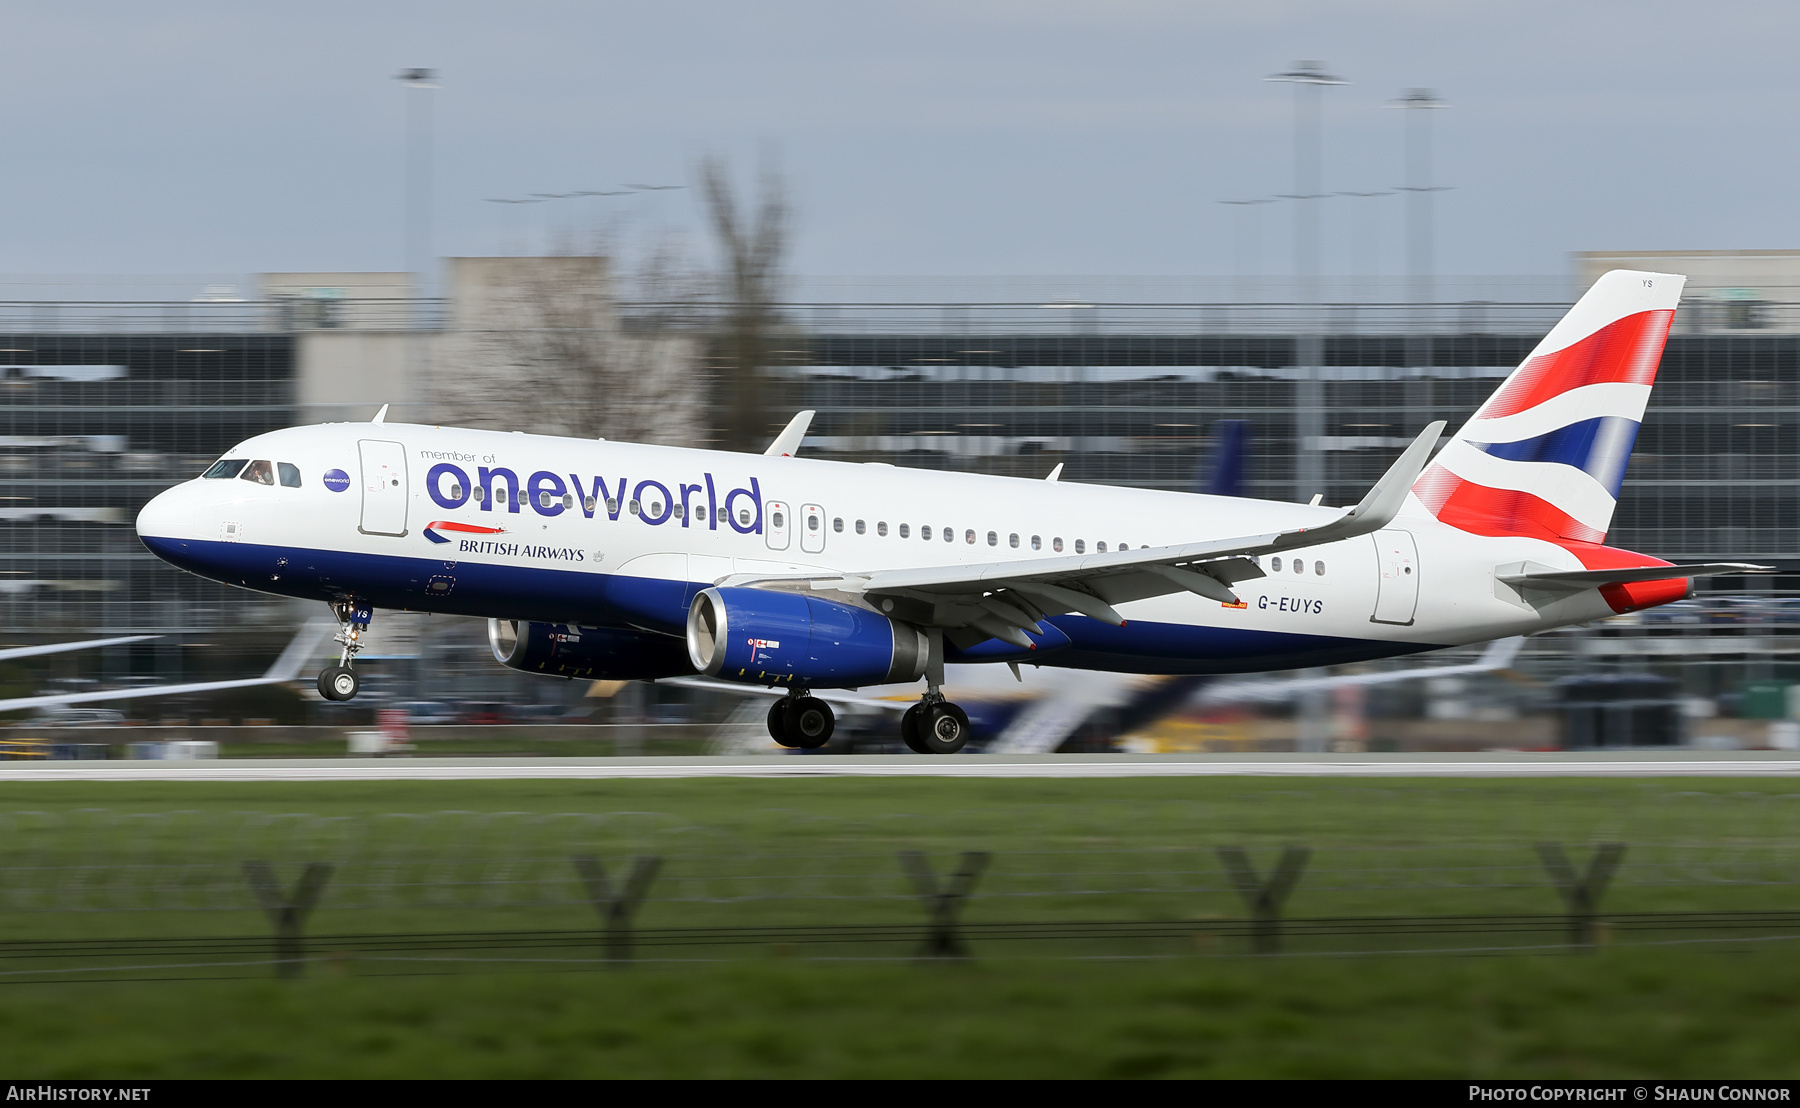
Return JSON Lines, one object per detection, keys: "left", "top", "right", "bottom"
{"left": 0, "top": 618, "right": 333, "bottom": 713}
{"left": 721, "top": 421, "right": 1445, "bottom": 648}
{"left": 0, "top": 635, "right": 159, "bottom": 663}
{"left": 764, "top": 410, "right": 815, "bottom": 457}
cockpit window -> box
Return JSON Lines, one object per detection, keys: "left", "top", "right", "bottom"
{"left": 240, "top": 460, "right": 276, "bottom": 486}
{"left": 277, "top": 462, "right": 301, "bottom": 488}
{"left": 202, "top": 459, "right": 247, "bottom": 479}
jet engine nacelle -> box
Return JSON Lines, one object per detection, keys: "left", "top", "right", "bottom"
{"left": 488, "top": 619, "right": 695, "bottom": 680}
{"left": 686, "top": 586, "right": 928, "bottom": 689}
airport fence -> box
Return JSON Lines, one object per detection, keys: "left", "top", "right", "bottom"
{"left": 0, "top": 810, "right": 1797, "bottom": 980}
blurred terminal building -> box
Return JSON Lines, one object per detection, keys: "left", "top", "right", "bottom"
{"left": 4, "top": 250, "right": 1800, "bottom": 717}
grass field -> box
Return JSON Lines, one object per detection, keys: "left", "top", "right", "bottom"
{"left": 0, "top": 776, "right": 1796, "bottom": 1077}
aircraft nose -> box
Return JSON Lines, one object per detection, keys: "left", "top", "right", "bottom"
{"left": 135, "top": 486, "right": 184, "bottom": 541}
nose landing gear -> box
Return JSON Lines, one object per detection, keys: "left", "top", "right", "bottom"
{"left": 317, "top": 601, "right": 373, "bottom": 702}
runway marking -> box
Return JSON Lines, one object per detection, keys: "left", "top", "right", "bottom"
{"left": 0, "top": 754, "right": 1797, "bottom": 781}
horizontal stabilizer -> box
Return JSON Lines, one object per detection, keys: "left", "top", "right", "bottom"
{"left": 1497, "top": 562, "right": 1770, "bottom": 593}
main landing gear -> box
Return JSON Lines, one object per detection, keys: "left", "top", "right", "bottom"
{"left": 901, "top": 688, "right": 970, "bottom": 755}
{"left": 317, "top": 600, "right": 373, "bottom": 702}
{"left": 895, "top": 627, "right": 968, "bottom": 755}
{"left": 767, "top": 692, "right": 835, "bottom": 750}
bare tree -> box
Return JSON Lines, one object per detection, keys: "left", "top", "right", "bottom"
{"left": 435, "top": 255, "right": 703, "bottom": 445}
{"left": 699, "top": 154, "right": 790, "bottom": 453}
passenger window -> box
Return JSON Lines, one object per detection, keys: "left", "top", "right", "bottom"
{"left": 202, "top": 458, "right": 247, "bottom": 479}
{"left": 240, "top": 460, "right": 275, "bottom": 486}
{"left": 277, "top": 462, "right": 301, "bottom": 488}
{"left": 607, "top": 499, "right": 620, "bottom": 514}
{"left": 945, "top": 527, "right": 954, "bottom": 543}
{"left": 878, "top": 521, "right": 888, "bottom": 536}
{"left": 1009, "top": 533, "right": 1019, "bottom": 548}
{"left": 630, "top": 499, "right": 642, "bottom": 515}
{"left": 498, "top": 489, "right": 511, "bottom": 506}
{"left": 1294, "top": 559, "right": 1304, "bottom": 574}
{"left": 717, "top": 507, "right": 727, "bottom": 523}
{"left": 900, "top": 523, "right": 910, "bottom": 538}
{"left": 738, "top": 509, "right": 751, "bottom": 525}
{"left": 561, "top": 494, "right": 573, "bottom": 510}
{"left": 1031, "top": 535, "right": 1041, "bottom": 550}
{"left": 1096, "top": 541, "right": 1108, "bottom": 553}
{"left": 1118, "top": 543, "right": 1128, "bottom": 551}
{"left": 921, "top": 525, "right": 931, "bottom": 540}
{"left": 770, "top": 508, "right": 784, "bottom": 528}
{"left": 833, "top": 517, "right": 844, "bottom": 533}
{"left": 986, "top": 531, "right": 997, "bottom": 546}
{"left": 1315, "top": 560, "right": 1326, "bottom": 576}
{"left": 1270, "top": 556, "right": 1282, "bottom": 572}
{"left": 584, "top": 496, "right": 597, "bottom": 513}
{"left": 1075, "top": 540, "right": 1085, "bottom": 553}
{"left": 475, "top": 486, "right": 489, "bottom": 503}
{"left": 855, "top": 520, "right": 866, "bottom": 534}
{"left": 673, "top": 504, "right": 685, "bottom": 519}
{"left": 1054, "top": 537, "right": 1064, "bottom": 552}
{"left": 807, "top": 514, "right": 819, "bottom": 531}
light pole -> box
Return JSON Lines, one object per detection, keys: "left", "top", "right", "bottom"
{"left": 1393, "top": 89, "right": 1448, "bottom": 314}
{"left": 397, "top": 68, "right": 438, "bottom": 298}
{"left": 1265, "top": 61, "right": 1345, "bottom": 504}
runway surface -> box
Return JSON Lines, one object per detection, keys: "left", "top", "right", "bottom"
{"left": 1, "top": 752, "right": 1797, "bottom": 781}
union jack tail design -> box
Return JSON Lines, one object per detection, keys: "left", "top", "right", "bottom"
{"left": 1411, "top": 269, "right": 1686, "bottom": 544}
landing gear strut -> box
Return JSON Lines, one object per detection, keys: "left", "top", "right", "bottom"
{"left": 318, "top": 601, "right": 372, "bottom": 702}
{"left": 767, "top": 692, "right": 834, "bottom": 750}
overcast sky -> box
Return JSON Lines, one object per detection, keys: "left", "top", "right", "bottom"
{"left": 4, "top": 1, "right": 1797, "bottom": 282}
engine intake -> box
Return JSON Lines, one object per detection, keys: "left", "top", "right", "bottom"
{"left": 488, "top": 619, "right": 695, "bottom": 680}
{"left": 686, "top": 587, "right": 928, "bottom": 688}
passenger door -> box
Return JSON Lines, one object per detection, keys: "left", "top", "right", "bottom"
{"left": 1370, "top": 529, "right": 1419, "bottom": 625}
{"left": 358, "top": 439, "right": 409, "bottom": 537}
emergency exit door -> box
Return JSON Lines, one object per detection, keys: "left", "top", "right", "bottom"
{"left": 800, "top": 503, "right": 826, "bottom": 553}
{"left": 1370, "top": 529, "right": 1419, "bottom": 625}
{"left": 358, "top": 439, "right": 409, "bottom": 537}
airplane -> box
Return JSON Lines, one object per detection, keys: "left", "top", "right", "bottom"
{"left": 0, "top": 621, "right": 334, "bottom": 715}
{"left": 132, "top": 270, "right": 1765, "bottom": 754}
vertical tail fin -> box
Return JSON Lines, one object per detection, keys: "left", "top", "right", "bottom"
{"left": 1198, "top": 419, "right": 1250, "bottom": 497}
{"left": 1411, "top": 269, "right": 1685, "bottom": 543}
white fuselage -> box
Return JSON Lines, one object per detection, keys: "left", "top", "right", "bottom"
{"left": 135, "top": 421, "right": 1634, "bottom": 679}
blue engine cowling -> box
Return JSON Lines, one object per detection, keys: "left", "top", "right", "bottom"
{"left": 686, "top": 586, "right": 928, "bottom": 688}
{"left": 488, "top": 619, "right": 696, "bottom": 680}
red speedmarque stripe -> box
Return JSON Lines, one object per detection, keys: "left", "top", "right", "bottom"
{"left": 1413, "top": 464, "right": 1605, "bottom": 544}
{"left": 1476, "top": 309, "right": 1674, "bottom": 420}
{"left": 425, "top": 520, "right": 507, "bottom": 535}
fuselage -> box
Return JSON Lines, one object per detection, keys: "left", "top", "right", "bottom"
{"left": 135, "top": 421, "right": 1664, "bottom": 679}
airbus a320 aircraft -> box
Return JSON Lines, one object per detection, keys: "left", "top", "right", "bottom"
{"left": 135, "top": 271, "right": 1760, "bottom": 754}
